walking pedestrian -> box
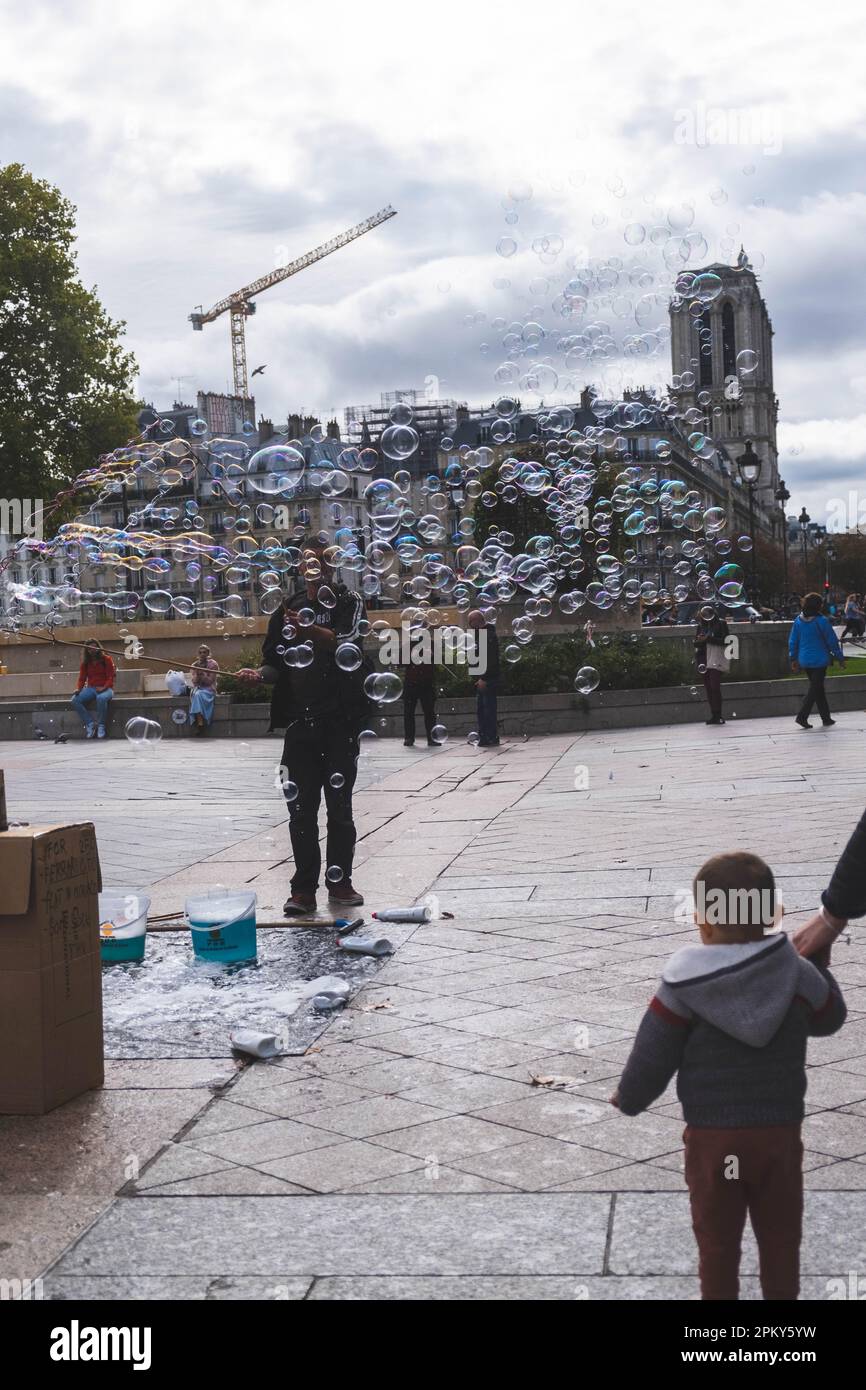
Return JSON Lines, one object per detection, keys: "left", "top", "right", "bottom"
{"left": 694, "top": 609, "right": 729, "bottom": 726}
{"left": 839, "top": 594, "right": 864, "bottom": 643}
{"left": 789, "top": 592, "right": 844, "bottom": 730}
{"left": 236, "top": 538, "right": 368, "bottom": 917}
{"left": 468, "top": 609, "right": 500, "bottom": 747}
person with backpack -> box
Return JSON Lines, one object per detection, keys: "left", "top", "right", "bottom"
{"left": 789, "top": 592, "right": 845, "bottom": 730}
{"left": 694, "top": 609, "right": 730, "bottom": 726}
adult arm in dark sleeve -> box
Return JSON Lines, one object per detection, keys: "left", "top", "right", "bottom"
{"left": 794, "top": 805, "right": 866, "bottom": 958}
{"left": 484, "top": 626, "right": 501, "bottom": 680}
{"left": 823, "top": 808, "right": 866, "bottom": 920}
{"left": 262, "top": 605, "right": 286, "bottom": 668}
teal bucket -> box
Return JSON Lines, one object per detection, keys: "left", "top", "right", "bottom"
{"left": 99, "top": 892, "right": 150, "bottom": 963}
{"left": 185, "top": 890, "right": 258, "bottom": 964}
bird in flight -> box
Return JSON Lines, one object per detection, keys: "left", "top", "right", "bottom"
{"left": 251, "top": 364, "right": 267, "bottom": 378}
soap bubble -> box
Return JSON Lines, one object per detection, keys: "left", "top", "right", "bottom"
{"left": 171, "top": 709, "right": 187, "bottom": 725}
{"left": 364, "top": 671, "right": 402, "bottom": 703}
{"left": 430, "top": 724, "right": 447, "bottom": 744}
{"left": 703, "top": 507, "right": 727, "bottom": 535}
{"left": 692, "top": 272, "right": 723, "bottom": 304}
{"left": 736, "top": 349, "right": 758, "bottom": 374}
{"left": 329, "top": 772, "right": 345, "bottom": 789}
{"left": 335, "top": 642, "right": 362, "bottom": 672}
{"left": 124, "top": 717, "right": 162, "bottom": 748}
{"left": 714, "top": 563, "right": 745, "bottom": 600}
{"left": 326, "top": 865, "right": 344, "bottom": 884}
{"left": 380, "top": 424, "right": 420, "bottom": 461}
{"left": 143, "top": 589, "right": 173, "bottom": 615}
{"left": 247, "top": 444, "right": 305, "bottom": 495}
{"left": 574, "top": 666, "right": 600, "bottom": 694}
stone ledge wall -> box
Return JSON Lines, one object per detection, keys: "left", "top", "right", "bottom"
{"left": 4, "top": 675, "right": 865, "bottom": 741}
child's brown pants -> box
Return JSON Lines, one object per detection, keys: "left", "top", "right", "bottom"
{"left": 684, "top": 1124, "right": 803, "bottom": 1300}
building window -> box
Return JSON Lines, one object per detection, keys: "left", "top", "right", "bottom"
{"left": 722, "top": 303, "right": 736, "bottom": 379}
{"left": 699, "top": 310, "right": 713, "bottom": 387}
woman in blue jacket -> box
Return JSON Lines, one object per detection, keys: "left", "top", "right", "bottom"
{"left": 789, "top": 592, "right": 845, "bottom": 729}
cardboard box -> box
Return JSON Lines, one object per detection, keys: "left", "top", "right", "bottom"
{"left": 0, "top": 823, "right": 104, "bottom": 1114}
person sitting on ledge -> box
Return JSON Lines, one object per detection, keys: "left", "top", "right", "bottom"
{"left": 71, "top": 639, "right": 115, "bottom": 740}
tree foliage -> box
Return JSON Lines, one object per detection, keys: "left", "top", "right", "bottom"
{"left": 0, "top": 163, "right": 140, "bottom": 504}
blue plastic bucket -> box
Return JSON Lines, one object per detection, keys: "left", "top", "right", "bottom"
{"left": 99, "top": 892, "right": 150, "bottom": 963}
{"left": 185, "top": 890, "right": 257, "bottom": 963}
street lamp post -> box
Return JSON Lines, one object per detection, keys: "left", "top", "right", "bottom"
{"left": 825, "top": 540, "right": 837, "bottom": 608}
{"left": 736, "top": 441, "right": 762, "bottom": 607}
{"left": 798, "top": 507, "right": 810, "bottom": 590}
{"left": 775, "top": 479, "right": 791, "bottom": 606}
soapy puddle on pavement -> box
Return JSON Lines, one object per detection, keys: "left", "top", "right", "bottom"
{"left": 101, "top": 930, "right": 382, "bottom": 1058}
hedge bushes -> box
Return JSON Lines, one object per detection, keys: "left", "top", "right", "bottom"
{"left": 436, "top": 634, "right": 692, "bottom": 697}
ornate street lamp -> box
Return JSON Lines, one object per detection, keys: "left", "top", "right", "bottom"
{"left": 825, "top": 539, "right": 837, "bottom": 606}
{"left": 798, "top": 507, "right": 810, "bottom": 589}
{"left": 736, "top": 441, "right": 762, "bottom": 605}
{"left": 775, "top": 479, "right": 791, "bottom": 605}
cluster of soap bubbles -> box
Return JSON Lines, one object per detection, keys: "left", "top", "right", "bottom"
{"left": 2, "top": 379, "right": 756, "bottom": 742}
{"left": 473, "top": 180, "right": 766, "bottom": 412}
{"left": 1, "top": 181, "right": 767, "bottom": 747}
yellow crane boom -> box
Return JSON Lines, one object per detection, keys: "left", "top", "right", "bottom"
{"left": 190, "top": 204, "right": 397, "bottom": 398}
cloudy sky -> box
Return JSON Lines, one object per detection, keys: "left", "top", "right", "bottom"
{"left": 1, "top": 0, "right": 865, "bottom": 524}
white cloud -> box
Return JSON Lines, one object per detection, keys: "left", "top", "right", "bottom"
{"left": 1, "top": 0, "right": 865, "bottom": 517}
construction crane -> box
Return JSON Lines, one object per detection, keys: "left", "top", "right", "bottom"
{"left": 190, "top": 205, "right": 397, "bottom": 399}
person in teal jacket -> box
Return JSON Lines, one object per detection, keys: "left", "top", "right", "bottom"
{"left": 789, "top": 592, "right": 845, "bottom": 729}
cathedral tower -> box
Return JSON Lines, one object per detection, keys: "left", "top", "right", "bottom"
{"left": 670, "top": 251, "right": 781, "bottom": 534}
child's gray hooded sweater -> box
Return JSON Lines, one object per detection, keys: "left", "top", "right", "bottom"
{"left": 617, "top": 934, "right": 846, "bottom": 1127}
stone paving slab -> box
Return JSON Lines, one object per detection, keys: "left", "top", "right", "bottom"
{"left": 47, "top": 1194, "right": 612, "bottom": 1278}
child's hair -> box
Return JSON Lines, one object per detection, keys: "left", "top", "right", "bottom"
{"left": 801, "top": 592, "right": 823, "bottom": 617}
{"left": 693, "top": 851, "right": 776, "bottom": 929}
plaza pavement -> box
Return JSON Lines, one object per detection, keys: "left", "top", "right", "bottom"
{"left": 2, "top": 712, "right": 866, "bottom": 1300}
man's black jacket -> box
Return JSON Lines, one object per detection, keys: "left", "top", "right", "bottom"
{"left": 262, "top": 583, "right": 369, "bottom": 730}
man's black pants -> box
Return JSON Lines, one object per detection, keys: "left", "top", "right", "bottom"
{"left": 282, "top": 717, "right": 359, "bottom": 894}
{"left": 403, "top": 686, "right": 436, "bottom": 743}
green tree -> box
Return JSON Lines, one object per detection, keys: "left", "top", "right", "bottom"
{"left": 0, "top": 164, "right": 140, "bottom": 505}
